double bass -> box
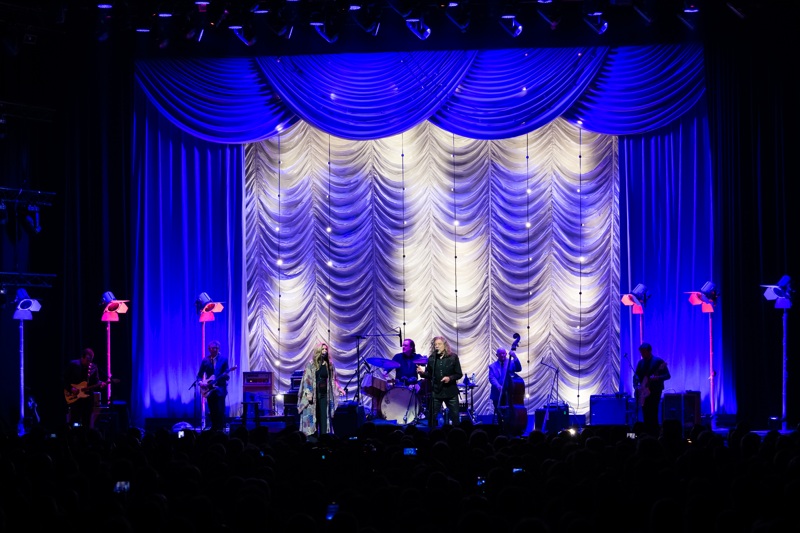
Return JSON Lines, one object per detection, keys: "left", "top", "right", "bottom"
{"left": 495, "top": 333, "right": 528, "bottom": 436}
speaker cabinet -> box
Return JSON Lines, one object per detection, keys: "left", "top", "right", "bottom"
{"left": 662, "top": 391, "right": 701, "bottom": 427}
{"left": 590, "top": 394, "right": 633, "bottom": 425}
{"left": 333, "top": 401, "right": 365, "bottom": 437}
{"left": 534, "top": 404, "right": 570, "bottom": 432}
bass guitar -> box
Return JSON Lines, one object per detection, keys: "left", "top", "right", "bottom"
{"left": 496, "top": 333, "right": 526, "bottom": 434}
{"left": 199, "top": 366, "right": 238, "bottom": 398}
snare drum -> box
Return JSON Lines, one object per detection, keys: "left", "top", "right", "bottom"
{"left": 380, "top": 387, "right": 420, "bottom": 424}
{"left": 361, "top": 374, "right": 387, "bottom": 398}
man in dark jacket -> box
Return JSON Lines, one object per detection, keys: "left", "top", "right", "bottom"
{"left": 417, "top": 336, "right": 463, "bottom": 427}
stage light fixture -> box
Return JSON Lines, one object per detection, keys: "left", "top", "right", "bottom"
{"left": 621, "top": 283, "right": 649, "bottom": 315}
{"left": 96, "top": 3, "right": 113, "bottom": 42}
{"left": 101, "top": 291, "right": 129, "bottom": 321}
{"left": 633, "top": 0, "right": 657, "bottom": 24}
{"left": 687, "top": 281, "right": 718, "bottom": 313}
{"left": 499, "top": 14, "right": 523, "bottom": 38}
{"left": 310, "top": 8, "right": 342, "bottom": 43}
{"left": 762, "top": 275, "right": 792, "bottom": 309}
{"left": 445, "top": 2, "right": 471, "bottom": 32}
{"left": 537, "top": 2, "right": 561, "bottom": 30}
{"left": 13, "top": 288, "right": 41, "bottom": 320}
{"left": 266, "top": 6, "right": 294, "bottom": 39}
{"left": 196, "top": 291, "right": 224, "bottom": 322}
{"left": 353, "top": 2, "right": 381, "bottom": 36}
{"left": 154, "top": 10, "right": 174, "bottom": 48}
{"left": 583, "top": 14, "right": 608, "bottom": 35}
{"left": 405, "top": 12, "right": 431, "bottom": 40}
{"left": 22, "top": 205, "right": 42, "bottom": 235}
{"left": 677, "top": 0, "right": 699, "bottom": 29}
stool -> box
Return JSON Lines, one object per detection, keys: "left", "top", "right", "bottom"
{"left": 241, "top": 401, "right": 261, "bottom": 427}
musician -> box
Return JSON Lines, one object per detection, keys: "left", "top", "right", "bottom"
{"left": 196, "top": 340, "right": 230, "bottom": 432}
{"left": 391, "top": 338, "right": 420, "bottom": 386}
{"left": 64, "top": 348, "right": 105, "bottom": 428}
{"left": 488, "top": 347, "right": 522, "bottom": 422}
{"left": 416, "top": 336, "right": 462, "bottom": 427}
{"left": 298, "top": 342, "right": 345, "bottom": 439}
{"left": 633, "top": 342, "right": 671, "bottom": 437}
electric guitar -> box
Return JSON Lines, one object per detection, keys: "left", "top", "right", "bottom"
{"left": 64, "top": 380, "right": 114, "bottom": 405}
{"left": 637, "top": 361, "right": 666, "bottom": 407}
{"left": 199, "top": 366, "right": 238, "bottom": 398}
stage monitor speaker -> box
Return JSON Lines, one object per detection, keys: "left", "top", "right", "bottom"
{"left": 590, "top": 394, "right": 633, "bottom": 425}
{"left": 534, "top": 404, "right": 570, "bottom": 433}
{"left": 662, "top": 391, "right": 701, "bottom": 427}
{"left": 333, "top": 401, "right": 365, "bottom": 437}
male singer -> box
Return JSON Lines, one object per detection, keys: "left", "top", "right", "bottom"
{"left": 416, "top": 336, "right": 463, "bottom": 426}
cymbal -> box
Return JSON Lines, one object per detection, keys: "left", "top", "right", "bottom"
{"left": 365, "top": 357, "right": 400, "bottom": 370}
{"left": 412, "top": 357, "right": 428, "bottom": 365}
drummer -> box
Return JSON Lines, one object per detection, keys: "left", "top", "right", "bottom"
{"left": 388, "top": 338, "right": 420, "bottom": 388}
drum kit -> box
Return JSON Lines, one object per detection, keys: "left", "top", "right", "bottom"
{"left": 360, "top": 355, "right": 431, "bottom": 424}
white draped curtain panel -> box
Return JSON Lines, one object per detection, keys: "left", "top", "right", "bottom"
{"left": 245, "top": 119, "right": 618, "bottom": 419}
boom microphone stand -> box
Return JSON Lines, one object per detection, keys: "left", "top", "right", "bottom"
{"left": 540, "top": 358, "right": 565, "bottom": 432}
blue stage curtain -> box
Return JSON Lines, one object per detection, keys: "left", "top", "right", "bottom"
{"left": 132, "top": 44, "right": 716, "bottom": 427}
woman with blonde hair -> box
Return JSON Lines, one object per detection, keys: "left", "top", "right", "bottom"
{"left": 298, "top": 342, "right": 344, "bottom": 438}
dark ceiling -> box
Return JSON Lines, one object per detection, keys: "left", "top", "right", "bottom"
{"left": 3, "top": 1, "right": 769, "bottom": 62}
{"left": 0, "top": 0, "right": 783, "bottom": 120}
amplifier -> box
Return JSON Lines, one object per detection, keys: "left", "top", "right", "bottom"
{"left": 243, "top": 371, "right": 273, "bottom": 392}
{"left": 290, "top": 370, "right": 303, "bottom": 391}
{"left": 662, "top": 391, "right": 701, "bottom": 427}
{"left": 534, "top": 404, "right": 570, "bottom": 433}
{"left": 590, "top": 394, "right": 634, "bottom": 425}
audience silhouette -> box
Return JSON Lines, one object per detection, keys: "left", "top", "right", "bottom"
{"left": 0, "top": 419, "right": 797, "bottom": 532}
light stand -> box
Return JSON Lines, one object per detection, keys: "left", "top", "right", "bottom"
{"left": 621, "top": 283, "right": 649, "bottom": 394}
{"left": 687, "top": 281, "right": 719, "bottom": 421}
{"left": 761, "top": 275, "right": 792, "bottom": 431}
{"left": 101, "top": 291, "right": 128, "bottom": 406}
{"left": 195, "top": 292, "right": 223, "bottom": 429}
{"left": 13, "top": 289, "right": 40, "bottom": 436}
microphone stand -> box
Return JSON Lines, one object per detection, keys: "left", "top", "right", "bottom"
{"left": 351, "top": 332, "right": 397, "bottom": 419}
{"left": 540, "top": 358, "right": 563, "bottom": 432}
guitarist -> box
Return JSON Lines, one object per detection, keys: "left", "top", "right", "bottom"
{"left": 64, "top": 348, "right": 106, "bottom": 428}
{"left": 633, "top": 342, "right": 671, "bottom": 437}
{"left": 196, "top": 340, "right": 231, "bottom": 432}
{"left": 489, "top": 346, "right": 522, "bottom": 428}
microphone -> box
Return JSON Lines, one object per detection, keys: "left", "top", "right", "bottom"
{"left": 398, "top": 327, "right": 403, "bottom": 348}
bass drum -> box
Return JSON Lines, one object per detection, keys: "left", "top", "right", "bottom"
{"left": 380, "top": 387, "right": 420, "bottom": 424}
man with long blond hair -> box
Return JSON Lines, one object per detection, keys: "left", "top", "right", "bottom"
{"left": 416, "top": 336, "right": 462, "bottom": 427}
